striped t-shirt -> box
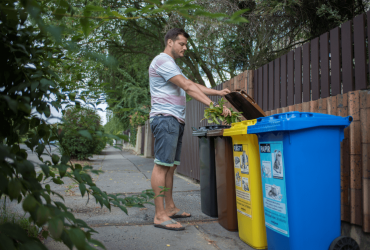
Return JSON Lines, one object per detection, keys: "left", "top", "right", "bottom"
{"left": 149, "top": 53, "right": 187, "bottom": 123}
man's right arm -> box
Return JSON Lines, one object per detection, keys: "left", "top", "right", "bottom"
{"left": 169, "top": 75, "right": 231, "bottom": 117}
{"left": 169, "top": 75, "right": 213, "bottom": 106}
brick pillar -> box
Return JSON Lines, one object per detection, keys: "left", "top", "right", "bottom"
{"left": 288, "top": 105, "right": 295, "bottom": 112}
{"left": 318, "top": 98, "right": 328, "bottom": 114}
{"left": 310, "top": 100, "right": 318, "bottom": 113}
{"left": 327, "top": 96, "right": 337, "bottom": 115}
{"left": 295, "top": 103, "right": 302, "bottom": 112}
{"left": 302, "top": 102, "right": 310, "bottom": 112}
{"left": 348, "top": 91, "right": 363, "bottom": 225}
{"left": 360, "top": 90, "right": 370, "bottom": 232}
{"left": 338, "top": 93, "right": 350, "bottom": 222}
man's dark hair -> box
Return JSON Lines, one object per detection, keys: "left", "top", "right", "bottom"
{"left": 164, "top": 28, "right": 189, "bottom": 47}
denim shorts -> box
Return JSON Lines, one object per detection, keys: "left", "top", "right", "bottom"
{"left": 150, "top": 116, "right": 185, "bottom": 167}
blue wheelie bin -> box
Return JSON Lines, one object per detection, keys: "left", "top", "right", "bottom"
{"left": 247, "top": 112, "right": 357, "bottom": 250}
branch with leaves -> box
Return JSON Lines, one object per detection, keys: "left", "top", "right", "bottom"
{"left": 202, "top": 98, "right": 243, "bottom": 125}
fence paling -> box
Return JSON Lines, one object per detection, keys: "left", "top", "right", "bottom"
{"left": 354, "top": 14, "right": 367, "bottom": 91}
{"left": 320, "top": 32, "right": 330, "bottom": 98}
{"left": 274, "top": 57, "right": 280, "bottom": 109}
{"left": 294, "top": 47, "right": 302, "bottom": 104}
{"left": 268, "top": 61, "right": 274, "bottom": 111}
{"left": 330, "top": 27, "right": 341, "bottom": 96}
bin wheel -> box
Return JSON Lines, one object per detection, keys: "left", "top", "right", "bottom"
{"left": 329, "top": 236, "right": 360, "bottom": 250}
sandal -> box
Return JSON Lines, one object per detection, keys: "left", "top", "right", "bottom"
{"left": 154, "top": 219, "right": 185, "bottom": 231}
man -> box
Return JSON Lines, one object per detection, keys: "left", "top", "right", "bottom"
{"left": 149, "top": 28, "right": 231, "bottom": 231}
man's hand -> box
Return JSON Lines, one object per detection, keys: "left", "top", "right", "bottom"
{"left": 215, "top": 104, "right": 232, "bottom": 117}
{"left": 222, "top": 106, "right": 232, "bottom": 117}
{"left": 218, "top": 88, "right": 231, "bottom": 96}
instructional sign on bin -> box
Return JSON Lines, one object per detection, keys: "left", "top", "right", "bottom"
{"left": 259, "top": 141, "right": 289, "bottom": 237}
{"left": 234, "top": 144, "right": 252, "bottom": 218}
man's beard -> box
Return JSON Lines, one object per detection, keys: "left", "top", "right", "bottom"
{"left": 171, "top": 48, "right": 183, "bottom": 59}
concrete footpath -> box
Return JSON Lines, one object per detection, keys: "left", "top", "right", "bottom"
{"left": 21, "top": 146, "right": 257, "bottom": 250}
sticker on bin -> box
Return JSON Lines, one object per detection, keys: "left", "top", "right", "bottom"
{"left": 234, "top": 144, "right": 252, "bottom": 218}
{"left": 260, "top": 141, "right": 289, "bottom": 237}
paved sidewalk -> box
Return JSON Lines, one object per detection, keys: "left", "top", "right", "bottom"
{"left": 10, "top": 146, "right": 257, "bottom": 249}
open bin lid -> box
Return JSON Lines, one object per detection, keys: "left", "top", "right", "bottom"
{"left": 224, "top": 89, "right": 266, "bottom": 120}
{"left": 247, "top": 111, "right": 353, "bottom": 134}
{"left": 192, "top": 125, "right": 230, "bottom": 137}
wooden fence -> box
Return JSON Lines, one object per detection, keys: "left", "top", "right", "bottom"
{"left": 253, "top": 13, "right": 369, "bottom": 110}
{"left": 177, "top": 12, "right": 370, "bottom": 234}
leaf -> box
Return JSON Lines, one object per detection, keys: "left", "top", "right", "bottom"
{"left": 49, "top": 218, "right": 64, "bottom": 239}
{"left": 78, "top": 130, "right": 92, "bottom": 140}
{"left": 52, "top": 154, "right": 60, "bottom": 165}
{"left": 36, "top": 206, "right": 50, "bottom": 226}
{"left": 226, "top": 16, "right": 249, "bottom": 24}
{"left": 230, "top": 9, "right": 249, "bottom": 19}
{"left": 69, "top": 228, "right": 86, "bottom": 249}
{"left": 52, "top": 178, "right": 64, "bottom": 185}
{"left": 69, "top": 92, "right": 76, "bottom": 101}
{"left": 0, "top": 233, "right": 15, "bottom": 250}
{"left": 40, "top": 78, "right": 56, "bottom": 88}
{"left": 22, "top": 195, "right": 38, "bottom": 212}
{"left": 8, "top": 179, "right": 22, "bottom": 200}
{"left": 61, "top": 155, "right": 70, "bottom": 164}
{"left": 2, "top": 95, "right": 18, "bottom": 114}
{"left": 80, "top": 18, "right": 90, "bottom": 37}
{"left": 85, "top": 5, "right": 106, "bottom": 12}
{"left": 40, "top": 164, "right": 50, "bottom": 177}
{"left": 88, "top": 239, "right": 106, "bottom": 250}
{"left": 124, "top": 7, "right": 137, "bottom": 13}
{"left": 58, "top": 164, "right": 68, "bottom": 178}
{"left": 79, "top": 183, "right": 87, "bottom": 197}
{"left": 37, "top": 173, "right": 43, "bottom": 182}
{"left": 42, "top": 230, "right": 49, "bottom": 239}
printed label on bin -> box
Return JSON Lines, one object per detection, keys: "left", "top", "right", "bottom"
{"left": 260, "top": 142, "right": 289, "bottom": 237}
{"left": 233, "top": 144, "right": 252, "bottom": 218}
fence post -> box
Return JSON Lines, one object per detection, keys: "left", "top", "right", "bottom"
{"left": 144, "top": 120, "right": 153, "bottom": 158}
{"left": 135, "top": 125, "right": 142, "bottom": 155}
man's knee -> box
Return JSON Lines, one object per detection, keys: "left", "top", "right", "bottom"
{"left": 154, "top": 164, "right": 170, "bottom": 174}
{"left": 168, "top": 165, "right": 177, "bottom": 174}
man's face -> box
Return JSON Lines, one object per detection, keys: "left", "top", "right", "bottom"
{"left": 169, "top": 34, "right": 187, "bottom": 59}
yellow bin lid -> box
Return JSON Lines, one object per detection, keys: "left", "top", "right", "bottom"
{"left": 223, "top": 119, "right": 257, "bottom": 136}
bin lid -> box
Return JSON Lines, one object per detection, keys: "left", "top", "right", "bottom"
{"left": 224, "top": 90, "right": 266, "bottom": 120}
{"left": 192, "top": 125, "right": 230, "bottom": 137}
{"left": 247, "top": 111, "right": 353, "bottom": 134}
{"left": 223, "top": 119, "right": 257, "bottom": 136}
{"left": 207, "top": 128, "right": 230, "bottom": 137}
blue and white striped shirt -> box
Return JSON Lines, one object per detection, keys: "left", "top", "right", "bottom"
{"left": 149, "top": 53, "right": 187, "bottom": 123}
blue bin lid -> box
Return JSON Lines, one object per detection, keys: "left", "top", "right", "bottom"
{"left": 247, "top": 111, "right": 353, "bottom": 134}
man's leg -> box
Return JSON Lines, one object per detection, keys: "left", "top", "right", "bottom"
{"left": 152, "top": 163, "right": 183, "bottom": 228}
{"left": 164, "top": 165, "right": 191, "bottom": 217}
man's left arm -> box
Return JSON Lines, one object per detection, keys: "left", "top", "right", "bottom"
{"left": 196, "top": 83, "right": 231, "bottom": 96}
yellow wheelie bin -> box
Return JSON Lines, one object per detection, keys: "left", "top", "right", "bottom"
{"left": 223, "top": 120, "right": 267, "bottom": 249}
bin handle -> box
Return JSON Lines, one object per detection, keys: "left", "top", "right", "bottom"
{"left": 235, "top": 89, "right": 257, "bottom": 103}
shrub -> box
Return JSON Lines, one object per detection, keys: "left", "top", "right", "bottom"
{"left": 60, "top": 107, "right": 105, "bottom": 160}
